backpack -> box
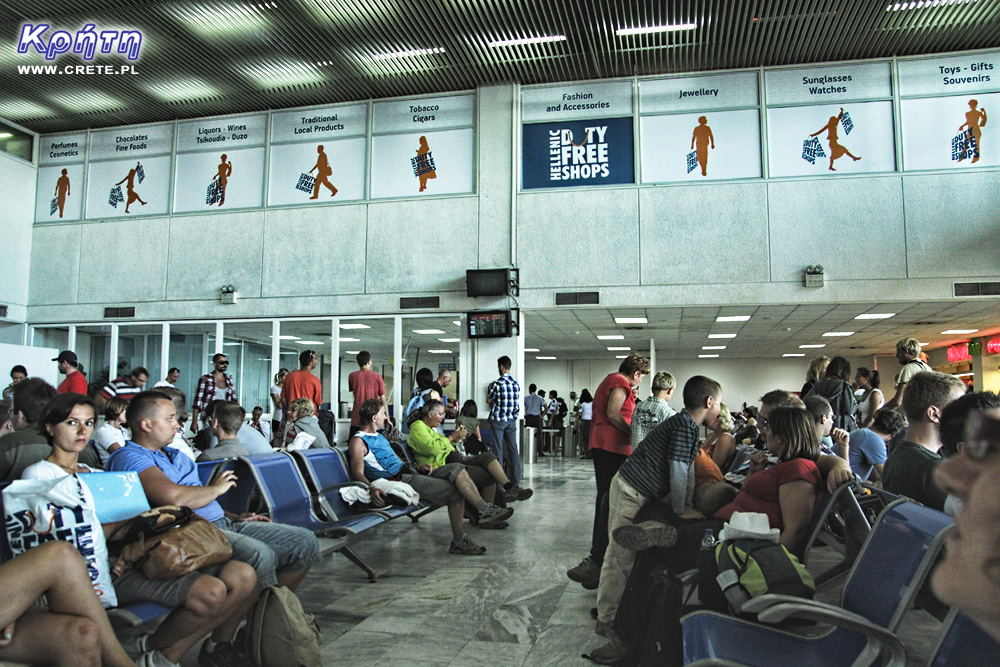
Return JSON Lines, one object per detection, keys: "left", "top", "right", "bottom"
{"left": 620, "top": 568, "right": 684, "bottom": 667}
{"left": 713, "top": 539, "right": 814, "bottom": 615}
{"left": 239, "top": 585, "right": 322, "bottom": 667}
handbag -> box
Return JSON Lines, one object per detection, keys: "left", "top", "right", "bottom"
{"left": 107, "top": 505, "right": 232, "bottom": 580}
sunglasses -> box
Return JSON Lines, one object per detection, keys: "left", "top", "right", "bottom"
{"left": 963, "top": 411, "right": 1000, "bottom": 461}
{"left": 216, "top": 360, "right": 229, "bottom": 366}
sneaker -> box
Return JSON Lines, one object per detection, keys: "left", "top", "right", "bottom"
{"left": 594, "top": 619, "right": 616, "bottom": 640}
{"left": 128, "top": 632, "right": 152, "bottom": 659}
{"left": 137, "top": 651, "right": 179, "bottom": 667}
{"left": 475, "top": 520, "right": 509, "bottom": 529}
{"left": 449, "top": 535, "right": 487, "bottom": 555}
{"left": 581, "top": 577, "right": 599, "bottom": 590}
{"left": 589, "top": 638, "right": 630, "bottom": 665}
{"left": 505, "top": 485, "right": 533, "bottom": 502}
{"left": 198, "top": 641, "right": 242, "bottom": 667}
{"left": 566, "top": 556, "right": 601, "bottom": 585}
{"left": 478, "top": 504, "right": 514, "bottom": 525}
{"left": 612, "top": 521, "right": 678, "bottom": 552}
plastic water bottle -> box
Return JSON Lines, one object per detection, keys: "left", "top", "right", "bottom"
{"left": 701, "top": 528, "right": 716, "bottom": 551}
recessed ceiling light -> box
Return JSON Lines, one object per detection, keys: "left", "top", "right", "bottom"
{"left": 295, "top": 340, "right": 324, "bottom": 345}
{"left": 338, "top": 337, "right": 360, "bottom": 342}
{"left": 942, "top": 329, "right": 979, "bottom": 335}
{"left": 783, "top": 353, "right": 806, "bottom": 357}
{"left": 702, "top": 346, "right": 727, "bottom": 350}
{"left": 271, "top": 335, "right": 300, "bottom": 340}
{"left": 339, "top": 323, "right": 370, "bottom": 330}
{"left": 607, "top": 346, "right": 631, "bottom": 351}
{"left": 536, "top": 356, "right": 557, "bottom": 360}
{"left": 799, "top": 344, "right": 826, "bottom": 349}
{"left": 698, "top": 354, "right": 720, "bottom": 358}
{"left": 345, "top": 350, "right": 360, "bottom": 355}
{"left": 438, "top": 338, "right": 460, "bottom": 343}
{"left": 886, "top": 0, "right": 977, "bottom": 11}
{"left": 372, "top": 47, "right": 445, "bottom": 60}
{"left": 488, "top": 35, "right": 566, "bottom": 47}
{"left": 854, "top": 313, "right": 896, "bottom": 320}
{"left": 143, "top": 78, "right": 222, "bottom": 103}
{"left": 597, "top": 335, "right": 625, "bottom": 340}
{"left": 428, "top": 349, "right": 453, "bottom": 354}
{"left": 616, "top": 23, "right": 697, "bottom": 36}
{"left": 716, "top": 315, "right": 751, "bottom": 322}
{"left": 412, "top": 329, "right": 445, "bottom": 335}
{"left": 822, "top": 331, "right": 855, "bottom": 337}
{"left": 615, "top": 317, "right": 647, "bottom": 324}
{"left": 615, "top": 355, "right": 628, "bottom": 359}
{"left": 453, "top": 321, "right": 461, "bottom": 326}
{"left": 524, "top": 348, "right": 540, "bottom": 352}
{"left": 708, "top": 333, "right": 737, "bottom": 339}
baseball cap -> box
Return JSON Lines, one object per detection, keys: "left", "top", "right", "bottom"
{"left": 53, "top": 350, "right": 78, "bottom": 365}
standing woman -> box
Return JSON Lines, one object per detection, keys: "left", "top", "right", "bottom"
{"left": 578, "top": 389, "right": 594, "bottom": 459}
{"left": 801, "top": 356, "right": 830, "bottom": 397}
{"left": 855, "top": 368, "right": 884, "bottom": 429}
{"left": 805, "top": 356, "right": 859, "bottom": 431}
{"left": 566, "top": 354, "right": 650, "bottom": 588}
{"left": 270, "top": 368, "right": 288, "bottom": 445}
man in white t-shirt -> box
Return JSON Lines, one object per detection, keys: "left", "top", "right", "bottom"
{"left": 154, "top": 367, "right": 180, "bottom": 388}
{"left": 884, "top": 337, "right": 932, "bottom": 411}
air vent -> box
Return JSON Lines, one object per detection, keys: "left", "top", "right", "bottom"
{"left": 103, "top": 306, "right": 136, "bottom": 318}
{"left": 400, "top": 296, "right": 439, "bottom": 310}
{"left": 555, "top": 291, "right": 599, "bottom": 306}
{"left": 954, "top": 282, "right": 1000, "bottom": 297}
{"left": 0, "top": 305, "right": 7, "bottom": 318}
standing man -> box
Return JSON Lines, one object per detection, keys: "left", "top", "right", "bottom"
{"left": 283, "top": 350, "right": 323, "bottom": 415}
{"left": 524, "top": 383, "right": 543, "bottom": 431}
{"left": 97, "top": 366, "right": 148, "bottom": 408}
{"left": 348, "top": 351, "right": 386, "bottom": 433}
{"left": 54, "top": 351, "right": 87, "bottom": 394}
{"left": 431, "top": 369, "right": 457, "bottom": 417}
{"left": 155, "top": 367, "right": 180, "bottom": 388}
{"left": 191, "top": 354, "right": 236, "bottom": 434}
{"left": 884, "top": 336, "right": 932, "bottom": 411}
{"left": 487, "top": 356, "right": 527, "bottom": 494}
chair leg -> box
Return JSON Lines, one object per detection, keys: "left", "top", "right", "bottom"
{"left": 411, "top": 505, "right": 438, "bottom": 522}
{"left": 340, "top": 546, "right": 378, "bottom": 583}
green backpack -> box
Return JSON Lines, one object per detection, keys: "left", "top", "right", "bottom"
{"left": 239, "top": 585, "right": 322, "bottom": 667}
{"left": 714, "top": 539, "right": 815, "bottom": 614}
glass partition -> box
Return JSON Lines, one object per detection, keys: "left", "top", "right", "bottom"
{"left": 118, "top": 324, "right": 162, "bottom": 389}
{"left": 221, "top": 321, "right": 273, "bottom": 412}
{"left": 402, "top": 315, "right": 464, "bottom": 410}
{"left": 337, "top": 318, "right": 395, "bottom": 411}
{"left": 168, "top": 323, "right": 216, "bottom": 410}
{"left": 76, "top": 325, "right": 112, "bottom": 398}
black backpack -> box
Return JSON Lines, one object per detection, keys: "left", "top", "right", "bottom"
{"left": 621, "top": 569, "right": 684, "bottom": 666}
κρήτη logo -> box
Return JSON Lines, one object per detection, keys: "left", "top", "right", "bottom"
{"left": 17, "top": 24, "right": 142, "bottom": 61}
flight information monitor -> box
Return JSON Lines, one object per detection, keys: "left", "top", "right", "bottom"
{"left": 468, "top": 310, "right": 512, "bottom": 338}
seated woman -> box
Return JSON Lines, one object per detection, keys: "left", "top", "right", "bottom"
{"left": 702, "top": 403, "right": 737, "bottom": 472}
{"left": 23, "top": 393, "right": 258, "bottom": 667}
{"left": 407, "top": 399, "right": 532, "bottom": 502}
{"left": 93, "top": 396, "right": 129, "bottom": 466}
{"left": 591, "top": 407, "right": 822, "bottom": 663}
{"left": 284, "top": 397, "right": 331, "bottom": 449}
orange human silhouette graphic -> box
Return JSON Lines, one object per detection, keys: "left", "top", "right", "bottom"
{"left": 308, "top": 145, "right": 337, "bottom": 199}
{"left": 415, "top": 136, "right": 437, "bottom": 192}
{"left": 810, "top": 107, "right": 861, "bottom": 171}
{"left": 958, "top": 99, "right": 987, "bottom": 163}
{"left": 691, "top": 116, "right": 715, "bottom": 176}
{"left": 115, "top": 162, "right": 147, "bottom": 213}
{"left": 211, "top": 154, "right": 232, "bottom": 206}
{"left": 54, "top": 168, "right": 70, "bottom": 218}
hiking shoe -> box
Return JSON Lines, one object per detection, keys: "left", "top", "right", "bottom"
{"left": 612, "top": 521, "right": 678, "bottom": 552}
{"left": 128, "top": 632, "right": 152, "bottom": 659}
{"left": 478, "top": 504, "right": 514, "bottom": 525}
{"left": 594, "top": 620, "right": 617, "bottom": 640}
{"left": 449, "top": 535, "right": 487, "bottom": 555}
{"left": 589, "top": 639, "right": 629, "bottom": 665}
{"left": 475, "top": 520, "right": 509, "bottom": 529}
{"left": 504, "top": 485, "right": 533, "bottom": 502}
{"left": 566, "top": 556, "right": 601, "bottom": 585}
{"left": 581, "top": 577, "right": 599, "bottom": 590}
{"left": 198, "top": 641, "right": 242, "bottom": 667}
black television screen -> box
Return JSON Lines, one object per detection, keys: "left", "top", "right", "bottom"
{"left": 467, "top": 269, "right": 510, "bottom": 297}
{"left": 468, "top": 310, "right": 512, "bottom": 338}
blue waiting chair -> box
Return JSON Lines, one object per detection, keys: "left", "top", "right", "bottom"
{"left": 681, "top": 499, "right": 954, "bottom": 667}
{"left": 928, "top": 609, "right": 1000, "bottom": 666}
{"left": 196, "top": 460, "right": 221, "bottom": 485}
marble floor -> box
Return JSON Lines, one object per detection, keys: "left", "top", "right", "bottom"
{"left": 164, "top": 456, "right": 944, "bottom": 666}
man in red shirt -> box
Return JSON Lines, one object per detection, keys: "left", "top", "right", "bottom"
{"left": 348, "top": 351, "right": 386, "bottom": 433}
{"left": 283, "top": 350, "right": 323, "bottom": 414}
{"left": 54, "top": 351, "right": 88, "bottom": 394}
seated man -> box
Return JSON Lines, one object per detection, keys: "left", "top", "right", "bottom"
{"left": 931, "top": 390, "right": 999, "bottom": 515}
{"left": 803, "top": 395, "right": 848, "bottom": 458}
{"left": 408, "top": 399, "right": 532, "bottom": 502}
{"left": 249, "top": 405, "right": 272, "bottom": 442}
{"left": 200, "top": 400, "right": 251, "bottom": 461}
{"left": 108, "top": 391, "right": 323, "bottom": 601}
{"left": 848, "top": 408, "right": 907, "bottom": 482}
{"left": 196, "top": 399, "right": 273, "bottom": 456}
{"left": 349, "top": 398, "right": 511, "bottom": 554}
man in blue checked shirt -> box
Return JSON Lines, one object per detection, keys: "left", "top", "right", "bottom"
{"left": 487, "top": 356, "right": 532, "bottom": 499}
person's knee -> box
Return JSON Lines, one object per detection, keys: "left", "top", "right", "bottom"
{"left": 57, "top": 616, "right": 100, "bottom": 663}
{"left": 220, "top": 561, "right": 257, "bottom": 595}
{"left": 185, "top": 575, "right": 228, "bottom": 616}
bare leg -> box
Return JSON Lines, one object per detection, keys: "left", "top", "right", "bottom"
{"left": 447, "top": 499, "right": 466, "bottom": 533}
{"left": 276, "top": 568, "right": 309, "bottom": 592}
{"left": 486, "top": 459, "right": 510, "bottom": 486}
{"left": 452, "top": 469, "right": 485, "bottom": 506}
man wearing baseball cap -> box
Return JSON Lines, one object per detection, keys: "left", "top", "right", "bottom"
{"left": 54, "top": 350, "right": 88, "bottom": 394}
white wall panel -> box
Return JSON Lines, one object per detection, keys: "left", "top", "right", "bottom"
{"left": 28, "top": 223, "right": 80, "bottom": 306}
{"left": 78, "top": 218, "right": 168, "bottom": 303}
{"left": 1, "top": 153, "right": 37, "bottom": 310}
{"left": 166, "top": 211, "right": 264, "bottom": 300}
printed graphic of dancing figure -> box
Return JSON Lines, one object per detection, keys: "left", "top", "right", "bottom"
{"left": 958, "top": 99, "right": 987, "bottom": 164}
{"left": 691, "top": 116, "right": 715, "bottom": 176}
{"left": 414, "top": 136, "right": 437, "bottom": 192}
{"left": 210, "top": 154, "right": 232, "bottom": 206}
{"left": 115, "top": 162, "right": 147, "bottom": 213}
{"left": 308, "top": 145, "right": 337, "bottom": 199}
{"left": 810, "top": 108, "right": 861, "bottom": 171}
{"left": 54, "top": 168, "right": 71, "bottom": 218}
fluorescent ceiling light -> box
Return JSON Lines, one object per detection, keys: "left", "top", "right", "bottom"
{"left": 438, "top": 338, "right": 460, "bottom": 343}
{"left": 919, "top": 342, "right": 929, "bottom": 346}
{"left": 536, "top": 356, "right": 557, "bottom": 360}
{"left": 783, "top": 353, "right": 806, "bottom": 357}
{"left": 607, "top": 346, "right": 631, "bottom": 351}
{"left": 271, "top": 335, "right": 300, "bottom": 340}
{"left": 524, "top": 348, "right": 540, "bottom": 352}
{"left": 413, "top": 329, "right": 445, "bottom": 335}
{"left": 616, "top": 355, "right": 628, "bottom": 359}
{"left": 886, "top": 0, "right": 977, "bottom": 11}
{"left": 453, "top": 321, "right": 461, "bottom": 326}
{"left": 338, "top": 337, "right": 360, "bottom": 342}
{"left": 345, "top": 351, "right": 360, "bottom": 355}
{"left": 223, "top": 342, "right": 241, "bottom": 346}
{"left": 296, "top": 340, "right": 324, "bottom": 345}
{"left": 955, "top": 372, "right": 975, "bottom": 377}
{"left": 339, "top": 323, "right": 370, "bottom": 330}
{"left": 488, "top": 35, "right": 566, "bottom": 47}
{"left": 942, "top": 329, "right": 979, "bottom": 334}
{"left": 615, "top": 317, "right": 647, "bottom": 324}
{"left": 702, "top": 346, "right": 727, "bottom": 350}
{"left": 698, "top": 354, "right": 720, "bottom": 358}
{"left": 854, "top": 313, "right": 896, "bottom": 320}
{"left": 716, "top": 315, "right": 751, "bottom": 322}
{"left": 799, "top": 344, "right": 826, "bottom": 349}
{"left": 0, "top": 100, "right": 53, "bottom": 119}
{"left": 143, "top": 78, "right": 221, "bottom": 103}
{"left": 708, "top": 333, "right": 737, "bottom": 339}
{"left": 50, "top": 91, "right": 124, "bottom": 113}
{"left": 597, "top": 335, "right": 625, "bottom": 340}
{"left": 616, "top": 23, "right": 697, "bottom": 36}
{"left": 822, "top": 331, "right": 855, "bottom": 337}
{"left": 238, "top": 61, "right": 324, "bottom": 88}
{"left": 372, "top": 47, "right": 445, "bottom": 60}
{"left": 172, "top": 4, "right": 272, "bottom": 39}
{"left": 428, "top": 349, "right": 453, "bottom": 354}
{"left": 0, "top": 133, "right": 11, "bottom": 139}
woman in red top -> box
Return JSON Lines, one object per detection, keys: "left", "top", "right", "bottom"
{"left": 567, "top": 353, "right": 650, "bottom": 588}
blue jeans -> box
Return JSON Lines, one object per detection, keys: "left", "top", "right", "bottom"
{"left": 490, "top": 418, "right": 522, "bottom": 485}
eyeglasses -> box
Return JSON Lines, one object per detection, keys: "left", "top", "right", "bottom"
{"left": 216, "top": 360, "right": 229, "bottom": 366}
{"left": 963, "top": 411, "right": 1000, "bottom": 461}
